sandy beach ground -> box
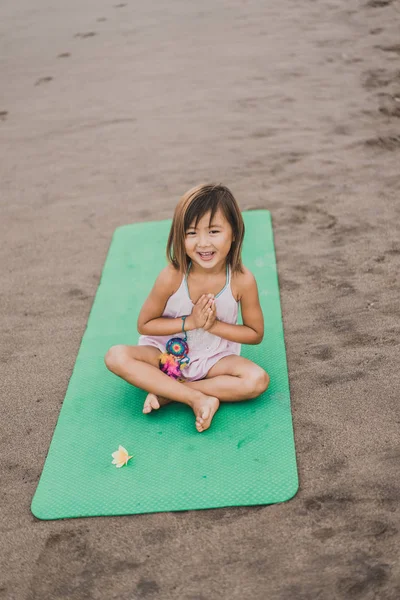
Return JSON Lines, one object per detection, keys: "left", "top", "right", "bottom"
{"left": 1, "top": 0, "right": 400, "bottom": 598}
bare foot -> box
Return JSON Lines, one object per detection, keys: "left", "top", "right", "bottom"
{"left": 191, "top": 395, "right": 220, "bottom": 432}
{"left": 143, "top": 393, "right": 171, "bottom": 414}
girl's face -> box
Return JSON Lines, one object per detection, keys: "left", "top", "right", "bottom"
{"left": 184, "top": 208, "right": 234, "bottom": 269}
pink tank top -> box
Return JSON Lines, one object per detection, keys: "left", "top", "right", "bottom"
{"left": 138, "top": 262, "right": 241, "bottom": 362}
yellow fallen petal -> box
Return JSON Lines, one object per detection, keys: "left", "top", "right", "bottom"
{"left": 112, "top": 446, "right": 133, "bottom": 467}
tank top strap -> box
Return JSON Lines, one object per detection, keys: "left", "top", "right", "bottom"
{"left": 184, "top": 261, "right": 192, "bottom": 284}
{"left": 215, "top": 263, "right": 229, "bottom": 298}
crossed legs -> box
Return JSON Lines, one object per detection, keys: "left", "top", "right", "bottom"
{"left": 104, "top": 345, "right": 270, "bottom": 432}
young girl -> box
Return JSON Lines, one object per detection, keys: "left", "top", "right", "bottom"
{"left": 105, "top": 183, "right": 269, "bottom": 432}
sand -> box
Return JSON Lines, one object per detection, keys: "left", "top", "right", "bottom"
{"left": 1, "top": 0, "right": 400, "bottom": 598}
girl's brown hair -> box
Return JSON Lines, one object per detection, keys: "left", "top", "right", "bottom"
{"left": 166, "top": 183, "right": 245, "bottom": 274}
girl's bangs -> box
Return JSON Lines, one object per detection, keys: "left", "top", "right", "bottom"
{"left": 184, "top": 194, "right": 220, "bottom": 230}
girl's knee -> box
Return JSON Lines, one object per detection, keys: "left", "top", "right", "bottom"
{"left": 248, "top": 368, "right": 270, "bottom": 398}
{"left": 104, "top": 344, "right": 128, "bottom": 371}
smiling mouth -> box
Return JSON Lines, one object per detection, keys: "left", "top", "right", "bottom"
{"left": 197, "top": 251, "right": 215, "bottom": 260}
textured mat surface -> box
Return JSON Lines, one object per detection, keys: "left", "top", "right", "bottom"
{"left": 31, "top": 210, "right": 298, "bottom": 519}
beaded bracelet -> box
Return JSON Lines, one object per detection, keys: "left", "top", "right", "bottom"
{"left": 181, "top": 315, "right": 188, "bottom": 341}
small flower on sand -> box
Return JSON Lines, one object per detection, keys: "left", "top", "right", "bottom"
{"left": 111, "top": 445, "right": 133, "bottom": 468}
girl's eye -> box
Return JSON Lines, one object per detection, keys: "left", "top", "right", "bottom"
{"left": 186, "top": 230, "right": 220, "bottom": 235}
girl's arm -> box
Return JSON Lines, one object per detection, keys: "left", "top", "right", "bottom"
{"left": 137, "top": 265, "right": 186, "bottom": 336}
{"left": 207, "top": 268, "right": 264, "bottom": 344}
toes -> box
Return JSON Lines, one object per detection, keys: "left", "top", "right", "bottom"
{"left": 150, "top": 397, "right": 160, "bottom": 410}
{"left": 195, "top": 412, "right": 209, "bottom": 432}
{"left": 143, "top": 394, "right": 160, "bottom": 414}
{"left": 193, "top": 398, "right": 219, "bottom": 433}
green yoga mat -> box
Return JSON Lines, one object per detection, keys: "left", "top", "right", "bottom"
{"left": 31, "top": 210, "right": 298, "bottom": 520}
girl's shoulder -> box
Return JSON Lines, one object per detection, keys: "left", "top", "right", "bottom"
{"left": 231, "top": 264, "right": 257, "bottom": 302}
{"left": 156, "top": 263, "right": 184, "bottom": 296}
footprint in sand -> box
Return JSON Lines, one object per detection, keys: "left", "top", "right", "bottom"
{"left": 362, "top": 68, "right": 394, "bottom": 90}
{"left": 377, "top": 44, "right": 400, "bottom": 56}
{"left": 57, "top": 52, "right": 70, "bottom": 58}
{"left": 0, "top": 110, "right": 8, "bottom": 121}
{"left": 115, "top": 3, "right": 127, "bottom": 7}
{"left": 379, "top": 94, "right": 400, "bottom": 119}
{"left": 97, "top": 17, "right": 107, "bottom": 22}
{"left": 74, "top": 32, "right": 97, "bottom": 38}
{"left": 35, "top": 76, "right": 53, "bottom": 86}
{"left": 367, "top": 0, "right": 394, "bottom": 7}
{"left": 364, "top": 136, "right": 400, "bottom": 151}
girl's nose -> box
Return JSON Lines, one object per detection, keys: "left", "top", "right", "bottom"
{"left": 198, "top": 234, "right": 210, "bottom": 247}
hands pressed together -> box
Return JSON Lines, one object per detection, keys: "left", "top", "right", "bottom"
{"left": 189, "top": 294, "right": 217, "bottom": 331}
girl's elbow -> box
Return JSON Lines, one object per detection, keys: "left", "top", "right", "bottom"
{"left": 246, "top": 329, "right": 263, "bottom": 344}
{"left": 255, "top": 331, "right": 264, "bottom": 344}
{"left": 137, "top": 321, "right": 146, "bottom": 335}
